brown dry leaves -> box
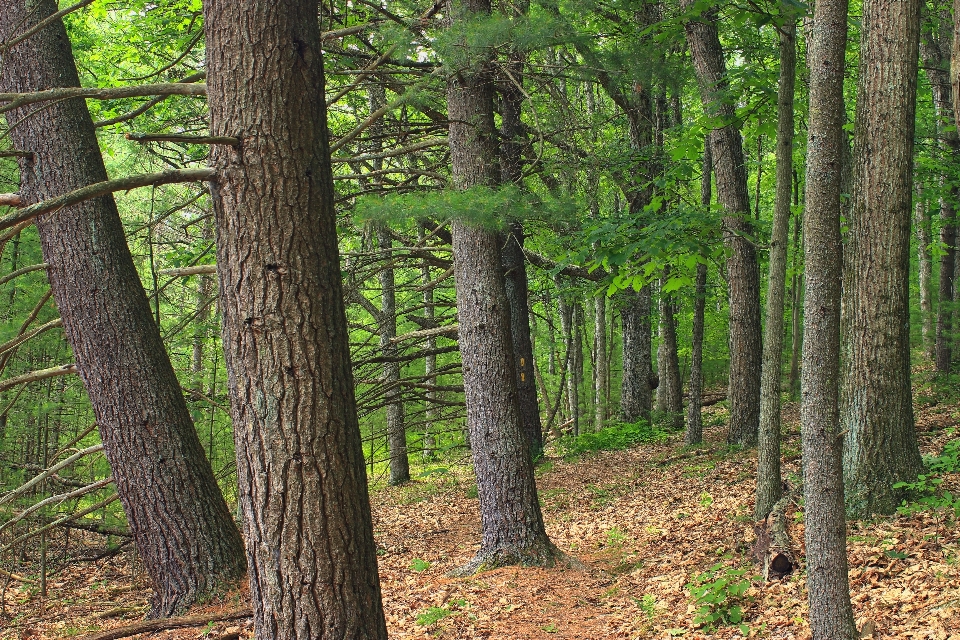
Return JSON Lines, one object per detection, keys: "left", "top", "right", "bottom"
{"left": 2, "top": 403, "right": 959, "bottom": 639}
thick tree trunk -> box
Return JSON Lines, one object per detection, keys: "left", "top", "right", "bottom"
{"left": 920, "top": 12, "right": 958, "bottom": 373}
{"left": 376, "top": 224, "right": 410, "bottom": 485}
{"left": 686, "top": 138, "right": 712, "bottom": 445}
{"left": 682, "top": 0, "right": 763, "bottom": 447}
{"left": 620, "top": 288, "right": 653, "bottom": 423}
{"left": 204, "top": 1, "right": 388, "bottom": 637}
{"left": 445, "top": 0, "right": 558, "bottom": 573}
{"left": 655, "top": 276, "right": 683, "bottom": 430}
{"left": 0, "top": 1, "right": 246, "bottom": 618}
{"left": 801, "top": 1, "right": 859, "bottom": 636}
{"left": 841, "top": 0, "right": 925, "bottom": 518}
{"left": 756, "top": 17, "right": 796, "bottom": 520}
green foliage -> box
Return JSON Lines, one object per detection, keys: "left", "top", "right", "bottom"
{"left": 554, "top": 420, "right": 667, "bottom": 458}
{"left": 409, "top": 558, "right": 431, "bottom": 572}
{"left": 415, "top": 599, "right": 468, "bottom": 626}
{"left": 894, "top": 429, "right": 960, "bottom": 520}
{"left": 686, "top": 563, "right": 757, "bottom": 634}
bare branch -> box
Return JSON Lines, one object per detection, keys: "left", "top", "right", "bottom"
{"left": 0, "top": 0, "right": 96, "bottom": 54}
{"left": 0, "top": 262, "right": 47, "bottom": 287}
{"left": 0, "top": 318, "right": 63, "bottom": 357}
{"left": 0, "top": 194, "right": 21, "bottom": 207}
{"left": 126, "top": 132, "right": 239, "bottom": 146}
{"left": 77, "top": 609, "right": 253, "bottom": 640}
{"left": 390, "top": 324, "right": 459, "bottom": 344}
{"left": 159, "top": 264, "right": 217, "bottom": 277}
{"left": 0, "top": 168, "right": 216, "bottom": 232}
{"left": 0, "top": 82, "right": 207, "bottom": 114}
{"left": 0, "top": 443, "right": 103, "bottom": 507}
{"left": 0, "top": 363, "right": 78, "bottom": 394}
{"left": 0, "top": 477, "right": 113, "bottom": 536}
{"left": 522, "top": 248, "right": 607, "bottom": 281}
{"left": 94, "top": 72, "right": 206, "bottom": 128}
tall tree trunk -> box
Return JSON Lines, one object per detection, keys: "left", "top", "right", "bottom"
{"left": 686, "top": 137, "right": 712, "bottom": 446}
{"left": 376, "top": 224, "right": 410, "bottom": 485}
{"left": 620, "top": 288, "right": 653, "bottom": 423}
{"left": 801, "top": 0, "right": 859, "bottom": 636}
{"left": 841, "top": 0, "right": 925, "bottom": 518}
{"left": 756, "top": 14, "right": 797, "bottom": 520}
{"left": 445, "top": 0, "right": 558, "bottom": 573}
{"left": 204, "top": 1, "right": 388, "bottom": 637}
{"left": 593, "top": 293, "right": 608, "bottom": 431}
{"left": 419, "top": 227, "right": 438, "bottom": 459}
{"left": 788, "top": 195, "right": 803, "bottom": 398}
{"left": 0, "top": 1, "right": 246, "bottom": 618}
{"left": 655, "top": 274, "right": 683, "bottom": 430}
{"left": 682, "top": 0, "right": 763, "bottom": 447}
{"left": 558, "top": 292, "right": 579, "bottom": 435}
{"left": 920, "top": 11, "right": 958, "bottom": 373}
{"left": 914, "top": 188, "right": 934, "bottom": 359}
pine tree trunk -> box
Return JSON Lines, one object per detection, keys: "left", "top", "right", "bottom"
{"left": 801, "top": 0, "right": 859, "bottom": 635}
{"left": 682, "top": 0, "right": 763, "bottom": 447}
{"left": 686, "top": 138, "right": 712, "bottom": 446}
{"left": 445, "top": 0, "right": 558, "bottom": 573}
{"left": 756, "top": 16, "right": 796, "bottom": 520}
{"left": 842, "top": 0, "right": 925, "bottom": 518}
{"left": 203, "top": 1, "right": 388, "bottom": 637}
{"left": 376, "top": 224, "right": 410, "bottom": 485}
{"left": 655, "top": 275, "right": 683, "bottom": 430}
{"left": 0, "top": 0, "right": 246, "bottom": 618}
{"left": 920, "top": 12, "right": 958, "bottom": 373}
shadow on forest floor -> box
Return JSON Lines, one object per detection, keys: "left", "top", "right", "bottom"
{"left": 1, "top": 402, "right": 958, "bottom": 639}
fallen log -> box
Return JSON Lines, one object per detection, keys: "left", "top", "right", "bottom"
{"left": 751, "top": 484, "right": 799, "bottom": 580}
{"left": 77, "top": 608, "right": 252, "bottom": 640}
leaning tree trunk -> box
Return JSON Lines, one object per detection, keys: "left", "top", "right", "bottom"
{"left": 655, "top": 274, "right": 683, "bottom": 430}
{"left": 204, "top": 1, "right": 388, "bottom": 637}
{"left": 756, "top": 14, "right": 797, "bottom": 520}
{"left": 445, "top": 0, "right": 558, "bottom": 574}
{"left": 801, "top": 0, "right": 859, "bottom": 636}
{"left": 920, "top": 12, "right": 958, "bottom": 373}
{"left": 0, "top": 0, "right": 246, "bottom": 618}
{"left": 682, "top": 0, "right": 763, "bottom": 447}
{"left": 841, "top": 0, "right": 925, "bottom": 518}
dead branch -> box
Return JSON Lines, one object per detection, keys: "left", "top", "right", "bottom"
{"left": 390, "top": 324, "right": 458, "bottom": 344}
{"left": 94, "top": 72, "right": 206, "bottom": 128}
{"left": 332, "top": 137, "right": 447, "bottom": 164}
{"left": 77, "top": 608, "right": 253, "bottom": 640}
{"left": 0, "top": 443, "right": 103, "bottom": 506}
{"left": 0, "top": 168, "right": 216, "bottom": 232}
{"left": 0, "top": 363, "right": 77, "bottom": 394}
{"left": 0, "top": 477, "right": 113, "bottom": 536}
{"left": 0, "top": 0, "right": 96, "bottom": 54}
{"left": 159, "top": 264, "right": 217, "bottom": 277}
{"left": 0, "top": 149, "right": 32, "bottom": 158}
{"left": 522, "top": 248, "right": 607, "bottom": 281}
{"left": 0, "top": 194, "right": 21, "bottom": 207}
{"left": 0, "top": 493, "right": 119, "bottom": 554}
{"left": 0, "top": 83, "right": 207, "bottom": 114}
{"left": 126, "top": 132, "right": 239, "bottom": 146}
{"left": 751, "top": 485, "right": 800, "bottom": 580}
{"left": 0, "top": 262, "right": 48, "bottom": 287}
{"left": 355, "top": 345, "right": 459, "bottom": 366}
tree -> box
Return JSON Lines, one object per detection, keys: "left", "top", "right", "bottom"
{"left": 445, "top": 0, "right": 559, "bottom": 573}
{"left": 203, "top": 0, "right": 388, "bottom": 636}
{"left": 0, "top": 0, "right": 246, "bottom": 617}
{"left": 801, "top": 0, "right": 859, "bottom": 635}
{"left": 682, "top": 0, "right": 763, "bottom": 447}
{"left": 756, "top": 8, "right": 797, "bottom": 520}
{"left": 841, "top": 0, "right": 924, "bottom": 518}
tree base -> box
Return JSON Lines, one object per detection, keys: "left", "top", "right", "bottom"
{"left": 447, "top": 542, "right": 582, "bottom": 577}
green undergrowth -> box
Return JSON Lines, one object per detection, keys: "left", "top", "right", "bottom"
{"left": 895, "top": 428, "right": 960, "bottom": 520}
{"left": 553, "top": 420, "right": 668, "bottom": 459}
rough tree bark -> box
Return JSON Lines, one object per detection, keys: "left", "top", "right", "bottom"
{"left": 682, "top": 0, "right": 763, "bottom": 447}
{"left": 920, "top": 10, "right": 958, "bottom": 373}
{"left": 686, "top": 137, "right": 711, "bottom": 446}
{"left": 913, "top": 189, "right": 934, "bottom": 359}
{"left": 620, "top": 288, "right": 653, "bottom": 423}
{"left": 445, "top": 0, "right": 559, "bottom": 573}
{"left": 841, "top": 0, "right": 925, "bottom": 518}
{"left": 204, "top": 1, "right": 388, "bottom": 637}
{"left": 756, "top": 13, "right": 797, "bottom": 520}
{"left": 801, "top": 0, "right": 859, "bottom": 635}
{"left": 787, "top": 175, "right": 803, "bottom": 398}
{"left": 0, "top": 0, "right": 246, "bottom": 618}
{"left": 655, "top": 273, "right": 683, "bottom": 430}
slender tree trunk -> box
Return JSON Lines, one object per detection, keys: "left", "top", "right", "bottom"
{"left": 686, "top": 138, "right": 711, "bottom": 445}
{"left": 445, "top": 0, "right": 558, "bottom": 574}
{"left": 0, "top": 1, "right": 246, "bottom": 618}
{"left": 756, "top": 15, "right": 797, "bottom": 520}
{"left": 788, "top": 196, "right": 803, "bottom": 398}
{"left": 558, "top": 293, "right": 580, "bottom": 435}
{"left": 204, "top": 1, "right": 388, "bottom": 637}
{"left": 593, "top": 293, "right": 608, "bottom": 431}
{"left": 682, "top": 0, "right": 763, "bottom": 447}
{"left": 419, "top": 227, "right": 438, "bottom": 459}
{"left": 801, "top": 1, "right": 859, "bottom": 636}
{"left": 655, "top": 274, "right": 683, "bottom": 430}
{"left": 914, "top": 189, "right": 934, "bottom": 359}
{"left": 191, "top": 218, "right": 215, "bottom": 389}
{"left": 920, "top": 12, "right": 958, "bottom": 373}
{"left": 376, "top": 224, "right": 410, "bottom": 485}
{"left": 841, "top": 0, "right": 925, "bottom": 518}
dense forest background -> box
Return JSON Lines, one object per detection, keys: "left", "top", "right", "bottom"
{"left": 1, "top": 0, "right": 959, "bottom": 638}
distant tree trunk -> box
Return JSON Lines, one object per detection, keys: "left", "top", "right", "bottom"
{"left": 375, "top": 224, "right": 410, "bottom": 485}
{"left": 841, "top": 0, "right": 925, "bottom": 518}
{"left": 920, "top": 12, "right": 958, "bottom": 373}
{"left": 191, "top": 218, "right": 215, "bottom": 388}
{"left": 788, "top": 191, "right": 803, "bottom": 398}
{"left": 204, "top": 0, "right": 388, "bottom": 637}
{"left": 913, "top": 188, "right": 934, "bottom": 359}
{"left": 756, "top": 15, "right": 796, "bottom": 520}
{"left": 558, "top": 293, "right": 580, "bottom": 435}
{"left": 419, "top": 227, "right": 438, "bottom": 459}
{"left": 655, "top": 274, "right": 683, "bottom": 430}
{"left": 499, "top": 33, "right": 543, "bottom": 457}
{"left": 682, "top": 0, "right": 763, "bottom": 447}
{"left": 801, "top": 0, "right": 859, "bottom": 636}
{"left": 0, "top": 0, "right": 246, "bottom": 618}
{"left": 593, "top": 293, "right": 608, "bottom": 431}
{"left": 445, "top": 0, "right": 558, "bottom": 573}
{"left": 686, "top": 139, "right": 711, "bottom": 446}
{"left": 620, "top": 288, "right": 653, "bottom": 423}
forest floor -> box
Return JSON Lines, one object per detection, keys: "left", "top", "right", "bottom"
{"left": 1, "top": 399, "right": 958, "bottom": 640}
